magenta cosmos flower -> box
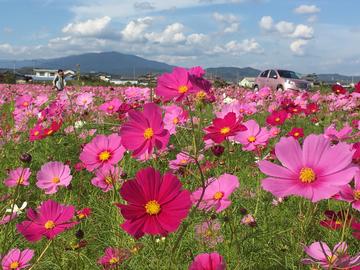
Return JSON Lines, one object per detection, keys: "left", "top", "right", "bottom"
{"left": 156, "top": 67, "right": 195, "bottom": 101}
{"left": 259, "top": 135, "right": 357, "bottom": 202}
{"left": 36, "top": 161, "right": 72, "bottom": 194}
{"left": 192, "top": 174, "right": 239, "bottom": 213}
{"left": 98, "top": 98, "right": 122, "bottom": 114}
{"left": 80, "top": 134, "right": 126, "bottom": 172}
{"left": 235, "top": 119, "right": 270, "bottom": 151}
{"left": 97, "top": 247, "right": 130, "bottom": 270}
{"left": 4, "top": 168, "right": 31, "bottom": 187}
{"left": 1, "top": 248, "right": 34, "bottom": 270}
{"left": 17, "top": 199, "right": 77, "bottom": 242}
{"left": 302, "top": 241, "right": 360, "bottom": 269}
{"left": 189, "top": 252, "right": 226, "bottom": 270}
{"left": 91, "top": 166, "right": 122, "bottom": 192}
{"left": 120, "top": 103, "right": 170, "bottom": 157}
{"left": 116, "top": 167, "right": 191, "bottom": 239}
{"left": 204, "top": 112, "right": 247, "bottom": 144}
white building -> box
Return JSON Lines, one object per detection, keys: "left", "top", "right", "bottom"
{"left": 26, "top": 69, "right": 75, "bottom": 81}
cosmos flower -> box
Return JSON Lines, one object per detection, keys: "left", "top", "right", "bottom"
{"left": 99, "top": 98, "right": 122, "bottom": 114}
{"left": 4, "top": 168, "right": 31, "bottom": 187}
{"left": 192, "top": 174, "right": 239, "bottom": 213}
{"left": 319, "top": 210, "right": 352, "bottom": 230}
{"left": 80, "top": 134, "right": 126, "bottom": 172}
{"left": 36, "top": 161, "right": 72, "bottom": 194}
{"left": 324, "top": 124, "right": 352, "bottom": 142}
{"left": 91, "top": 166, "right": 122, "bottom": 192}
{"left": 234, "top": 119, "right": 270, "bottom": 151}
{"left": 116, "top": 167, "right": 191, "bottom": 238}
{"left": 189, "top": 252, "right": 226, "bottom": 270}
{"left": 302, "top": 241, "right": 360, "bottom": 269}
{"left": 204, "top": 112, "right": 247, "bottom": 144}
{"left": 97, "top": 247, "right": 131, "bottom": 270}
{"left": 259, "top": 135, "right": 357, "bottom": 202}
{"left": 17, "top": 199, "right": 77, "bottom": 242}
{"left": 120, "top": 103, "right": 170, "bottom": 157}
{"left": 163, "top": 105, "right": 188, "bottom": 135}
{"left": 337, "top": 170, "right": 360, "bottom": 211}
{"left": 76, "top": 92, "right": 93, "bottom": 108}
{"left": 332, "top": 84, "right": 347, "bottom": 95}
{"left": 156, "top": 67, "right": 195, "bottom": 101}
{"left": 1, "top": 248, "right": 34, "bottom": 270}
{"left": 287, "top": 127, "right": 304, "bottom": 140}
{"left": 266, "top": 110, "right": 288, "bottom": 126}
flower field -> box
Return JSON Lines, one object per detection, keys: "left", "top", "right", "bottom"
{"left": 0, "top": 67, "right": 360, "bottom": 269}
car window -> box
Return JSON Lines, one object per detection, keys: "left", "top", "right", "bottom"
{"left": 260, "top": 70, "right": 269, "bottom": 78}
{"left": 277, "top": 70, "right": 300, "bottom": 79}
{"left": 269, "top": 70, "right": 277, "bottom": 79}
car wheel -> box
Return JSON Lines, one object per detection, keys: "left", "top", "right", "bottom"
{"left": 253, "top": 85, "right": 259, "bottom": 91}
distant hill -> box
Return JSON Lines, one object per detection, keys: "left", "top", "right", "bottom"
{"left": 317, "top": 73, "right": 360, "bottom": 84}
{"left": 205, "top": 67, "right": 261, "bottom": 82}
{"left": 0, "top": 52, "right": 174, "bottom": 76}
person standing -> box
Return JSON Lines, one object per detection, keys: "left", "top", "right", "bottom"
{"left": 52, "top": 69, "right": 67, "bottom": 91}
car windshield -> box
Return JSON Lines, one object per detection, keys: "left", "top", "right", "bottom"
{"left": 277, "top": 70, "right": 300, "bottom": 79}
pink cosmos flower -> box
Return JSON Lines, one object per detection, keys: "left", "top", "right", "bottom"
{"left": 156, "top": 67, "right": 195, "bottom": 101}
{"left": 15, "top": 95, "right": 33, "bottom": 109}
{"left": 324, "top": 124, "right": 352, "bottom": 141}
{"left": 204, "top": 112, "right": 247, "bottom": 144}
{"left": 169, "top": 152, "right": 194, "bottom": 170}
{"left": 36, "top": 161, "right": 72, "bottom": 194}
{"left": 120, "top": 103, "right": 170, "bottom": 157}
{"left": 91, "top": 166, "right": 122, "bottom": 192}
{"left": 287, "top": 127, "right": 304, "bottom": 140}
{"left": 116, "top": 167, "right": 191, "bottom": 239}
{"left": 338, "top": 170, "right": 360, "bottom": 211}
{"left": 0, "top": 213, "right": 17, "bottom": 225}
{"left": 80, "top": 134, "right": 126, "bottom": 172}
{"left": 99, "top": 98, "right": 121, "bottom": 114}
{"left": 163, "top": 105, "right": 188, "bottom": 135}
{"left": 189, "top": 252, "right": 226, "bottom": 270}
{"left": 1, "top": 248, "right": 34, "bottom": 270}
{"left": 234, "top": 120, "right": 270, "bottom": 151}
{"left": 4, "top": 168, "right": 31, "bottom": 187}
{"left": 76, "top": 92, "right": 93, "bottom": 108}
{"left": 192, "top": 174, "right": 239, "bottom": 213}
{"left": 302, "top": 241, "right": 360, "bottom": 269}
{"left": 259, "top": 135, "right": 357, "bottom": 202}
{"left": 97, "top": 247, "right": 130, "bottom": 270}
{"left": 269, "top": 127, "right": 281, "bottom": 138}
{"left": 17, "top": 199, "right": 77, "bottom": 242}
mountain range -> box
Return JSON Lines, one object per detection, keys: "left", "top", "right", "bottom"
{"left": 0, "top": 51, "right": 359, "bottom": 83}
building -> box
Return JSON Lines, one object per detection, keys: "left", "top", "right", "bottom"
{"left": 239, "top": 77, "right": 256, "bottom": 88}
{"left": 25, "top": 69, "right": 76, "bottom": 82}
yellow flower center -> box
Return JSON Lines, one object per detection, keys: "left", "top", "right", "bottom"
{"left": 17, "top": 177, "right": 24, "bottom": 185}
{"left": 143, "top": 128, "right": 154, "bottom": 139}
{"left": 354, "top": 190, "right": 360, "bottom": 200}
{"left": 299, "top": 167, "right": 316, "bottom": 183}
{"left": 23, "top": 102, "right": 29, "bottom": 107}
{"left": 47, "top": 130, "right": 53, "bottom": 135}
{"left": 145, "top": 200, "right": 161, "bottom": 215}
{"left": 109, "top": 257, "right": 119, "bottom": 264}
{"left": 99, "top": 151, "right": 111, "bottom": 161}
{"left": 196, "top": 90, "right": 206, "bottom": 99}
{"left": 108, "top": 105, "right": 114, "bottom": 110}
{"left": 52, "top": 177, "right": 60, "bottom": 184}
{"left": 10, "top": 261, "right": 19, "bottom": 269}
{"left": 213, "top": 191, "right": 224, "bottom": 200}
{"left": 44, "top": 220, "right": 55, "bottom": 229}
{"left": 104, "top": 176, "right": 113, "bottom": 185}
{"left": 327, "top": 255, "right": 337, "bottom": 264}
{"left": 34, "top": 131, "right": 40, "bottom": 136}
{"left": 178, "top": 85, "right": 189, "bottom": 94}
{"left": 180, "top": 159, "right": 187, "bottom": 164}
{"left": 173, "top": 117, "right": 179, "bottom": 124}
{"left": 220, "top": 127, "right": 230, "bottom": 135}
{"left": 294, "top": 132, "right": 300, "bottom": 137}
{"left": 205, "top": 229, "right": 213, "bottom": 237}
{"left": 275, "top": 117, "right": 280, "bottom": 122}
{"left": 335, "top": 220, "right": 342, "bottom": 225}
{"left": 248, "top": 136, "right": 256, "bottom": 142}
{"left": 78, "top": 213, "right": 85, "bottom": 219}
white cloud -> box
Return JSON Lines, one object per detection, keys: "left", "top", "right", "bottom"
{"left": 291, "top": 24, "right": 314, "bottom": 39}
{"left": 186, "top": 33, "right": 208, "bottom": 45}
{"left": 259, "top": 16, "right": 273, "bottom": 31}
{"left": 62, "top": 16, "right": 111, "bottom": 36}
{"left": 121, "top": 17, "right": 153, "bottom": 42}
{"left": 145, "top": 23, "right": 186, "bottom": 44}
{"left": 294, "top": 5, "right": 320, "bottom": 14}
{"left": 224, "top": 23, "right": 240, "bottom": 33}
{"left": 213, "top": 12, "right": 240, "bottom": 33}
{"left": 214, "top": 38, "right": 263, "bottom": 55}
{"left": 0, "top": 43, "right": 15, "bottom": 54}
{"left": 290, "top": 39, "right": 308, "bottom": 55}
{"left": 275, "top": 21, "right": 295, "bottom": 35}
{"left": 134, "top": 1, "right": 155, "bottom": 10}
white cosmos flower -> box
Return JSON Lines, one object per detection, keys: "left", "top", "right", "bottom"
{"left": 6, "top": 202, "right": 27, "bottom": 215}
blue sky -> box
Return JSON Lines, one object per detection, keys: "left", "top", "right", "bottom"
{"left": 0, "top": 0, "right": 359, "bottom": 74}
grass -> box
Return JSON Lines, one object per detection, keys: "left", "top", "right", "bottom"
{"left": 0, "top": 85, "right": 359, "bottom": 269}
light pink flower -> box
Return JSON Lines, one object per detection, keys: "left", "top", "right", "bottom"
{"left": 4, "top": 168, "right": 31, "bottom": 187}
{"left": 1, "top": 248, "right": 34, "bottom": 270}
{"left": 235, "top": 119, "right": 270, "bottom": 151}
{"left": 36, "top": 161, "right": 72, "bottom": 194}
